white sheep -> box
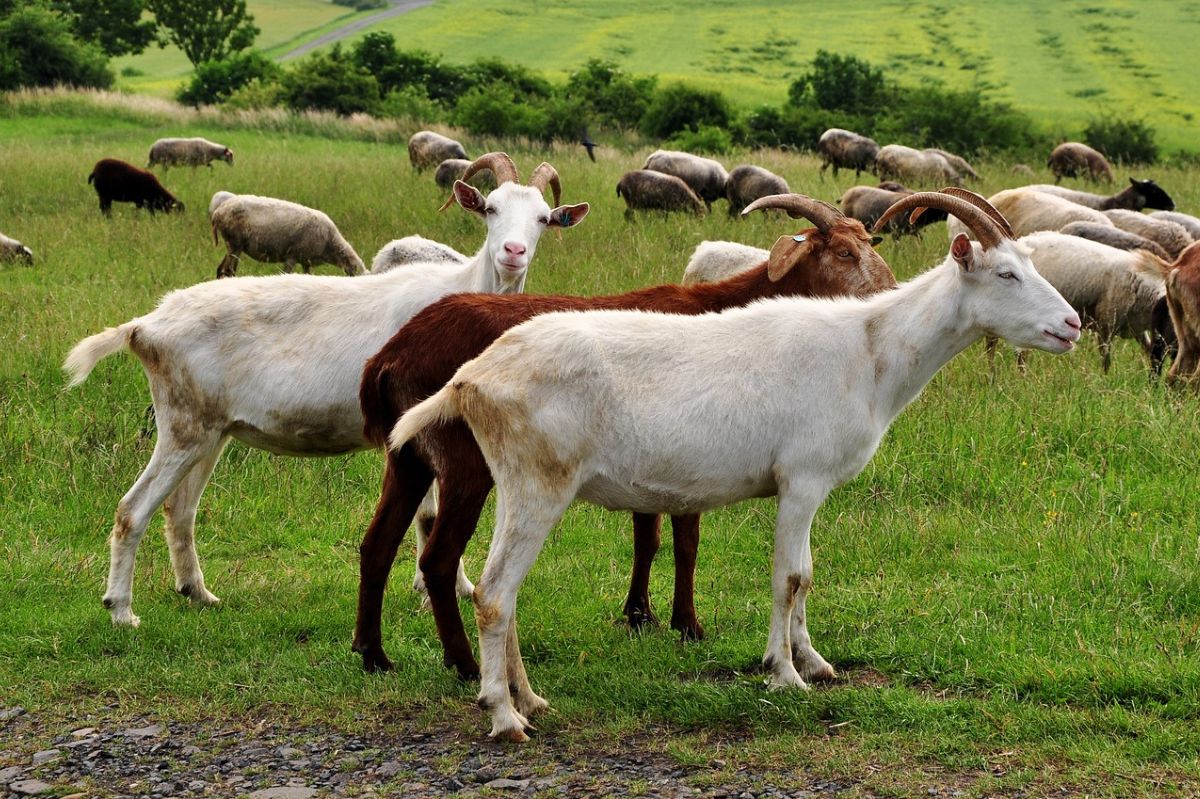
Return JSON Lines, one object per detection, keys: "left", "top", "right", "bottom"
{"left": 210, "top": 194, "right": 366, "bottom": 278}
{"left": 1, "top": 231, "right": 33, "bottom": 264}
{"left": 875, "top": 144, "right": 959, "bottom": 184}
{"left": 371, "top": 235, "right": 467, "bottom": 274}
{"left": 387, "top": 189, "right": 1080, "bottom": 741}
{"left": 949, "top": 188, "right": 1111, "bottom": 241}
{"left": 148, "top": 137, "right": 234, "bottom": 169}
{"left": 409, "top": 131, "right": 467, "bottom": 171}
{"left": 208, "top": 190, "right": 235, "bottom": 217}
{"left": 642, "top": 149, "right": 730, "bottom": 210}
{"left": 1027, "top": 179, "right": 1175, "bottom": 212}
{"left": 681, "top": 241, "right": 768, "bottom": 285}
{"left": 62, "top": 153, "right": 590, "bottom": 629}
{"left": 1103, "top": 209, "right": 1194, "bottom": 259}
{"left": 1021, "top": 231, "right": 1173, "bottom": 374}
{"left": 1149, "top": 211, "right": 1200, "bottom": 241}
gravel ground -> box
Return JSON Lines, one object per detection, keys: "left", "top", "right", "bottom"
{"left": 0, "top": 706, "right": 865, "bottom": 799}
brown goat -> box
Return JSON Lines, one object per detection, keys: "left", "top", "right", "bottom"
{"left": 353, "top": 195, "right": 898, "bottom": 678}
{"left": 1166, "top": 241, "right": 1200, "bottom": 386}
{"left": 88, "top": 158, "right": 184, "bottom": 216}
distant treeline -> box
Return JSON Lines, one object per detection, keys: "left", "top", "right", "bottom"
{"left": 146, "top": 31, "right": 1168, "bottom": 164}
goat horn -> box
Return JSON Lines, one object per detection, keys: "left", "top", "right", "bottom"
{"left": 940, "top": 187, "right": 1015, "bottom": 238}
{"left": 438, "top": 151, "right": 520, "bottom": 211}
{"left": 740, "top": 193, "right": 843, "bottom": 233}
{"left": 874, "top": 190, "right": 1004, "bottom": 250}
{"left": 527, "top": 162, "right": 562, "bottom": 206}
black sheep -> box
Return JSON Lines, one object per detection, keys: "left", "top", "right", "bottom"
{"left": 88, "top": 158, "right": 184, "bottom": 216}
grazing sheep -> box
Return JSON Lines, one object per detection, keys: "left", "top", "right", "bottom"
{"left": 950, "top": 188, "right": 1111, "bottom": 240}
{"left": 0, "top": 231, "right": 33, "bottom": 264}
{"left": 1149, "top": 211, "right": 1200, "bottom": 241}
{"left": 147, "top": 137, "right": 234, "bottom": 170}
{"left": 63, "top": 153, "right": 590, "bottom": 629}
{"left": 875, "top": 144, "right": 960, "bottom": 184}
{"left": 354, "top": 194, "right": 897, "bottom": 677}
{"left": 88, "top": 158, "right": 184, "bottom": 216}
{"left": 925, "top": 148, "right": 979, "bottom": 180}
{"left": 817, "top": 128, "right": 880, "bottom": 178}
{"left": 435, "top": 158, "right": 495, "bottom": 192}
{"left": 1011, "top": 164, "right": 1036, "bottom": 177}
{"left": 840, "top": 184, "right": 947, "bottom": 237}
{"left": 1165, "top": 241, "right": 1200, "bottom": 386}
{"left": 371, "top": 235, "right": 467, "bottom": 274}
{"left": 642, "top": 150, "right": 729, "bottom": 210}
{"left": 1058, "top": 221, "right": 1170, "bottom": 260}
{"left": 408, "top": 131, "right": 467, "bottom": 171}
{"left": 1048, "top": 142, "right": 1114, "bottom": 183}
{"left": 1027, "top": 179, "right": 1175, "bottom": 212}
{"left": 386, "top": 189, "right": 1079, "bottom": 741}
{"left": 210, "top": 194, "right": 365, "bottom": 278}
{"left": 681, "top": 241, "right": 769, "bottom": 285}
{"left": 208, "top": 190, "right": 235, "bottom": 217}
{"left": 616, "top": 170, "right": 706, "bottom": 219}
{"left": 1022, "top": 231, "right": 1174, "bottom": 374}
{"left": 1104, "top": 209, "right": 1194, "bottom": 259}
{"left": 725, "top": 165, "right": 790, "bottom": 217}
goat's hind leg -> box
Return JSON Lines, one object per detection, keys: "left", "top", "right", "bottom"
{"left": 104, "top": 429, "right": 224, "bottom": 626}
{"left": 412, "top": 486, "right": 476, "bottom": 601}
{"left": 161, "top": 436, "right": 229, "bottom": 606}
{"left": 763, "top": 486, "right": 827, "bottom": 690}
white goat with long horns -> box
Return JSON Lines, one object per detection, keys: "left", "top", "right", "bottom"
{"left": 389, "top": 188, "right": 1081, "bottom": 742}
{"left": 63, "top": 153, "right": 590, "bottom": 628}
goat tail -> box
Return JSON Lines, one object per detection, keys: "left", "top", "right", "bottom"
{"left": 87, "top": 171, "right": 95, "bottom": 185}
{"left": 63, "top": 324, "right": 132, "bottom": 388}
{"left": 387, "top": 384, "right": 461, "bottom": 452}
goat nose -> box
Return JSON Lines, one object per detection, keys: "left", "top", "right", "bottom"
{"left": 504, "top": 242, "right": 526, "bottom": 257}
{"left": 1065, "top": 314, "right": 1082, "bottom": 331}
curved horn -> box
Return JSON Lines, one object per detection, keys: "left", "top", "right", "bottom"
{"left": 437, "top": 151, "right": 520, "bottom": 211}
{"left": 874, "top": 190, "right": 1004, "bottom": 250}
{"left": 527, "top": 162, "right": 561, "bottom": 206}
{"left": 740, "top": 193, "right": 843, "bottom": 233}
{"left": 940, "top": 187, "right": 1014, "bottom": 238}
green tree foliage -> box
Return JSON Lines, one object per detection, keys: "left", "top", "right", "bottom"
{"left": 788, "top": 50, "right": 889, "bottom": 114}
{"left": 640, "top": 83, "right": 732, "bottom": 139}
{"left": 563, "top": 59, "right": 656, "bottom": 130}
{"left": 1084, "top": 117, "right": 1159, "bottom": 165}
{"left": 280, "top": 45, "right": 379, "bottom": 116}
{"left": 350, "top": 33, "right": 466, "bottom": 103}
{"left": 0, "top": 3, "right": 113, "bottom": 90}
{"left": 51, "top": 0, "right": 156, "bottom": 57}
{"left": 177, "top": 50, "right": 280, "bottom": 106}
{"left": 149, "top": 0, "right": 258, "bottom": 68}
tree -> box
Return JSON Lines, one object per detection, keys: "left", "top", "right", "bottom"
{"left": 51, "top": 0, "right": 156, "bottom": 57}
{"left": 149, "top": 0, "right": 258, "bottom": 68}
{"left": 280, "top": 45, "right": 379, "bottom": 116}
{"left": 0, "top": 3, "right": 113, "bottom": 90}
{"left": 788, "top": 50, "right": 889, "bottom": 115}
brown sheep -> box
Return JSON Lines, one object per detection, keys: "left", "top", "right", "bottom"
{"left": 725, "top": 165, "right": 790, "bottom": 217}
{"left": 817, "top": 128, "right": 880, "bottom": 178}
{"left": 1048, "top": 142, "right": 1114, "bottom": 183}
{"left": 88, "top": 159, "right": 184, "bottom": 216}
{"left": 616, "top": 170, "right": 706, "bottom": 219}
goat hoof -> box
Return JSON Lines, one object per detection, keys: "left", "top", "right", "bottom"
{"left": 514, "top": 692, "right": 549, "bottom": 717}
{"left": 448, "top": 659, "right": 481, "bottom": 682}
{"left": 356, "top": 646, "right": 395, "bottom": 673}
{"left": 109, "top": 607, "right": 141, "bottom": 627}
{"left": 625, "top": 605, "right": 659, "bottom": 630}
{"left": 672, "top": 617, "right": 706, "bottom": 642}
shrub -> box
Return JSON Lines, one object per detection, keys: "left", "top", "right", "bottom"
{"left": 350, "top": 36, "right": 466, "bottom": 103}
{"left": 666, "top": 124, "right": 732, "bottom": 155}
{"left": 1084, "top": 117, "right": 1158, "bottom": 165}
{"left": 788, "top": 50, "right": 888, "bottom": 115}
{"left": 880, "top": 84, "right": 1044, "bottom": 155}
{"left": 177, "top": 50, "right": 280, "bottom": 106}
{"left": 640, "top": 83, "right": 732, "bottom": 139}
{"left": 563, "top": 59, "right": 657, "bottom": 130}
{"left": 223, "top": 76, "right": 285, "bottom": 110}
{"left": 0, "top": 4, "right": 113, "bottom": 90}
{"left": 452, "top": 83, "right": 545, "bottom": 138}
{"left": 460, "top": 58, "right": 553, "bottom": 100}
{"left": 379, "top": 85, "right": 440, "bottom": 122}
{"left": 280, "top": 44, "right": 379, "bottom": 115}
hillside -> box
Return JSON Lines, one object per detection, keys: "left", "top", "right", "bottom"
{"left": 114, "top": 0, "right": 1200, "bottom": 151}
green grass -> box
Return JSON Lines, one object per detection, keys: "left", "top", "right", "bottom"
{"left": 2, "top": 95, "right": 1200, "bottom": 795}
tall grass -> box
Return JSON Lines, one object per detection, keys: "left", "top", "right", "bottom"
{"left": 1, "top": 98, "right": 1199, "bottom": 794}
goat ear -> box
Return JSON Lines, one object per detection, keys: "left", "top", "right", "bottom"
{"left": 950, "top": 233, "right": 975, "bottom": 271}
{"left": 766, "top": 233, "right": 815, "bottom": 282}
{"left": 449, "top": 180, "right": 487, "bottom": 216}
{"left": 870, "top": 235, "right": 884, "bottom": 247}
{"left": 548, "top": 203, "right": 590, "bottom": 229}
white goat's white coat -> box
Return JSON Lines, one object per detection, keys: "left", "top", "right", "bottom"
{"left": 0, "top": 231, "right": 33, "bottom": 263}
{"left": 389, "top": 234, "right": 1081, "bottom": 741}
{"left": 681, "top": 241, "right": 768, "bottom": 285}
{"left": 64, "top": 178, "right": 589, "bottom": 627}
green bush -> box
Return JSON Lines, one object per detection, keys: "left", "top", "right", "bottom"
{"left": 350, "top": 35, "right": 466, "bottom": 103}
{"left": 177, "top": 50, "right": 280, "bottom": 106}
{"left": 379, "top": 85, "right": 440, "bottom": 122}
{"left": 666, "top": 124, "right": 733, "bottom": 155}
{"left": 452, "top": 83, "right": 546, "bottom": 138}
{"left": 563, "top": 59, "right": 656, "bottom": 130}
{"left": 280, "top": 44, "right": 379, "bottom": 115}
{"left": 787, "top": 50, "right": 889, "bottom": 115}
{"left": 223, "top": 76, "right": 285, "bottom": 110}
{"left": 880, "top": 84, "right": 1045, "bottom": 156}
{"left": 640, "top": 83, "right": 732, "bottom": 139}
{"left": 0, "top": 4, "right": 113, "bottom": 90}
{"left": 1084, "top": 117, "right": 1159, "bottom": 165}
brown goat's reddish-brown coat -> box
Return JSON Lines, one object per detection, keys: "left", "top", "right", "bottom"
{"left": 353, "top": 219, "right": 897, "bottom": 678}
{"left": 88, "top": 158, "right": 184, "bottom": 216}
{"left": 1166, "top": 241, "right": 1200, "bottom": 386}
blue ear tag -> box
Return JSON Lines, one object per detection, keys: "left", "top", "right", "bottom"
{"left": 793, "top": 234, "right": 807, "bottom": 243}
{"left": 558, "top": 210, "right": 573, "bottom": 227}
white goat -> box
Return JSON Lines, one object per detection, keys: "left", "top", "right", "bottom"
{"left": 62, "top": 153, "right": 589, "bottom": 628}
{"left": 388, "top": 190, "right": 1081, "bottom": 741}
{"left": 371, "top": 235, "right": 467, "bottom": 274}
{"left": 681, "top": 240, "right": 769, "bottom": 285}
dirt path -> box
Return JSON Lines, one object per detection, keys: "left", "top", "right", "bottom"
{"left": 277, "top": 0, "right": 436, "bottom": 62}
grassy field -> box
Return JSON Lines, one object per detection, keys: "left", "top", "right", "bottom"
{"left": 2, "top": 92, "right": 1200, "bottom": 795}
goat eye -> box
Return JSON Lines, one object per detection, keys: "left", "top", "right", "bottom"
{"left": 538, "top": 217, "right": 550, "bottom": 225}
{"left": 838, "top": 249, "right": 852, "bottom": 258}
{"left": 484, "top": 206, "right": 497, "bottom": 215}
{"left": 999, "top": 271, "right": 1018, "bottom": 281}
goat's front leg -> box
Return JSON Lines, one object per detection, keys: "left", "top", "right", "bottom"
{"left": 161, "top": 436, "right": 229, "bottom": 606}
{"left": 624, "top": 512, "right": 661, "bottom": 629}
{"left": 669, "top": 513, "right": 704, "bottom": 640}
{"left": 762, "top": 486, "right": 826, "bottom": 690}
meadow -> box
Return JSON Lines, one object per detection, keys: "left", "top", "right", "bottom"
{"left": 114, "top": 0, "right": 1200, "bottom": 154}
{"left": 1, "top": 91, "right": 1200, "bottom": 796}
